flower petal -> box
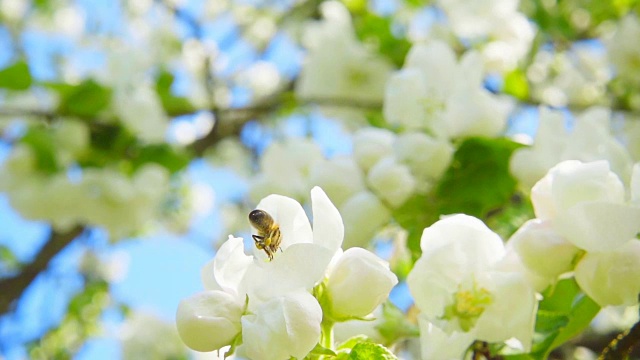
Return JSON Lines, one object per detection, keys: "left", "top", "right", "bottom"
{"left": 257, "top": 194, "right": 313, "bottom": 249}
{"left": 214, "top": 236, "right": 253, "bottom": 296}
{"left": 554, "top": 202, "right": 640, "bottom": 252}
{"left": 418, "top": 316, "right": 475, "bottom": 360}
{"left": 246, "top": 243, "right": 334, "bottom": 302}
{"left": 311, "top": 186, "right": 344, "bottom": 252}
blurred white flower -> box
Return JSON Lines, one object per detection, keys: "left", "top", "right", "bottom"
{"left": 510, "top": 107, "right": 633, "bottom": 191}
{"left": 296, "top": 1, "right": 392, "bottom": 104}
{"left": 353, "top": 128, "right": 396, "bottom": 172}
{"left": 121, "top": 312, "right": 188, "bottom": 360}
{"left": 340, "top": 191, "right": 391, "bottom": 248}
{"left": 367, "top": 157, "right": 416, "bottom": 208}
{"left": 308, "top": 156, "right": 366, "bottom": 208}
{"left": 606, "top": 14, "right": 640, "bottom": 84}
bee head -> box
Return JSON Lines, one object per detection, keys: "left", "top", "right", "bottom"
{"left": 248, "top": 209, "right": 273, "bottom": 229}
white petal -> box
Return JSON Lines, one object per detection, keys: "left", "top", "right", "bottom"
{"left": 213, "top": 236, "right": 252, "bottom": 296}
{"left": 257, "top": 194, "right": 313, "bottom": 249}
{"left": 246, "top": 243, "right": 334, "bottom": 302}
{"left": 418, "top": 316, "right": 475, "bottom": 360}
{"left": 554, "top": 202, "right": 640, "bottom": 252}
{"left": 311, "top": 186, "right": 344, "bottom": 252}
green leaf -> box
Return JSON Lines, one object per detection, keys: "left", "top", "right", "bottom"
{"left": 348, "top": 342, "right": 397, "bottom": 360}
{"left": 308, "top": 343, "right": 337, "bottom": 357}
{"left": 337, "top": 335, "right": 370, "bottom": 350}
{"left": 435, "top": 137, "right": 522, "bottom": 219}
{"left": 155, "top": 70, "right": 195, "bottom": 116}
{"left": 0, "top": 61, "right": 33, "bottom": 90}
{"left": 54, "top": 80, "right": 112, "bottom": 118}
{"left": 131, "top": 144, "right": 190, "bottom": 173}
{"left": 21, "top": 127, "right": 59, "bottom": 174}
{"left": 503, "top": 69, "right": 529, "bottom": 100}
{"left": 529, "top": 278, "right": 601, "bottom": 358}
{"left": 353, "top": 13, "right": 411, "bottom": 68}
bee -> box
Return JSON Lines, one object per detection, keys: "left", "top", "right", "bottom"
{"left": 248, "top": 209, "right": 282, "bottom": 261}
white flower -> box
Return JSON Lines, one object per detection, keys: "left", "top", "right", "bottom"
{"left": 367, "top": 157, "right": 416, "bottom": 208}
{"left": 249, "top": 138, "right": 324, "bottom": 202}
{"left": 393, "top": 132, "right": 454, "bottom": 184}
{"left": 530, "top": 160, "right": 640, "bottom": 252}
{"left": 509, "top": 219, "right": 580, "bottom": 281}
{"left": 510, "top": 107, "right": 633, "bottom": 191}
{"left": 575, "top": 240, "right": 640, "bottom": 306}
{"left": 325, "top": 247, "right": 398, "bottom": 319}
{"left": 121, "top": 312, "right": 188, "bottom": 360}
{"left": 240, "top": 290, "right": 322, "bottom": 360}
{"left": 407, "top": 215, "right": 537, "bottom": 358}
{"left": 384, "top": 41, "right": 510, "bottom": 138}
{"left": 296, "top": 1, "right": 392, "bottom": 104}
{"left": 203, "top": 187, "right": 344, "bottom": 303}
{"left": 606, "top": 14, "right": 640, "bottom": 84}
{"left": 176, "top": 290, "right": 244, "bottom": 352}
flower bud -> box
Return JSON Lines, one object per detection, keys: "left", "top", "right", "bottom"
{"left": 367, "top": 157, "right": 416, "bottom": 208}
{"left": 353, "top": 128, "right": 395, "bottom": 172}
{"left": 340, "top": 191, "right": 391, "bottom": 248}
{"left": 509, "top": 219, "right": 579, "bottom": 280}
{"left": 325, "top": 248, "right": 398, "bottom": 319}
{"left": 176, "top": 291, "right": 243, "bottom": 352}
{"left": 394, "top": 132, "right": 454, "bottom": 181}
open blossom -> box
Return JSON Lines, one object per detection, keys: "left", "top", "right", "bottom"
{"left": 530, "top": 160, "right": 640, "bottom": 252}
{"left": 178, "top": 187, "right": 344, "bottom": 356}
{"left": 407, "top": 214, "right": 537, "bottom": 359}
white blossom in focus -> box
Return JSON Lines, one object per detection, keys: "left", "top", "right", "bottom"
{"left": 325, "top": 247, "right": 398, "bottom": 319}
{"left": 530, "top": 160, "right": 640, "bottom": 252}
{"left": 407, "top": 215, "right": 537, "bottom": 359}
{"left": 176, "top": 291, "right": 244, "bottom": 352}
{"left": 240, "top": 290, "right": 322, "bottom": 360}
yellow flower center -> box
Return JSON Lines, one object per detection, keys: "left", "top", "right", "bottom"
{"left": 443, "top": 283, "right": 493, "bottom": 332}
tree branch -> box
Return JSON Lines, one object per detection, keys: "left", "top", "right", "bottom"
{"left": 599, "top": 321, "right": 640, "bottom": 360}
{"left": 0, "top": 226, "right": 84, "bottom": 315}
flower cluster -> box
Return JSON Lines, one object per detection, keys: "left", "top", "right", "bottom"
{"left": 510, "top": 160, "right": 640, "bottom": 306}
{"left": 384, "top": 40, "right": 512, "bottom": 139}
{"left": 0, "top": 120, "right": 170, "bottom": 237}
{"left": 407, "top": 214, "right": 538, "bottom": 359}
{"left": 176, "top": 187, "right": 397, "bottom": 359}
{"left": 510, "top": 107, "right": 634, "bottom": 191}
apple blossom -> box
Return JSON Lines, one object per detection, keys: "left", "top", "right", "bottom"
{"left": 308, "top": 156, "right": 366, "bottom": 208}
{"left": 240, "top": 290, "right": 322, "bottom": 360}
{"left": 407, "top": 214, "right": 537, "bottom": 358}
{"left": 606, "top": 14, "right": 640, "bottom": 85}
{"left": 324, "top": 247, "right": 398, "bottom": 319}
{"left": 352, "top": 128, "right": 395, "bottom": 172}
{"left": 530, "top": 160, "right": 640, "bottom": 252}
{"left": 393, "top": 132, "right": 454, "bottom": 185}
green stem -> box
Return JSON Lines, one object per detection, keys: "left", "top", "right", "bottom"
{"left": 321, "top": 319, "right": 335, "bottom": 351}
